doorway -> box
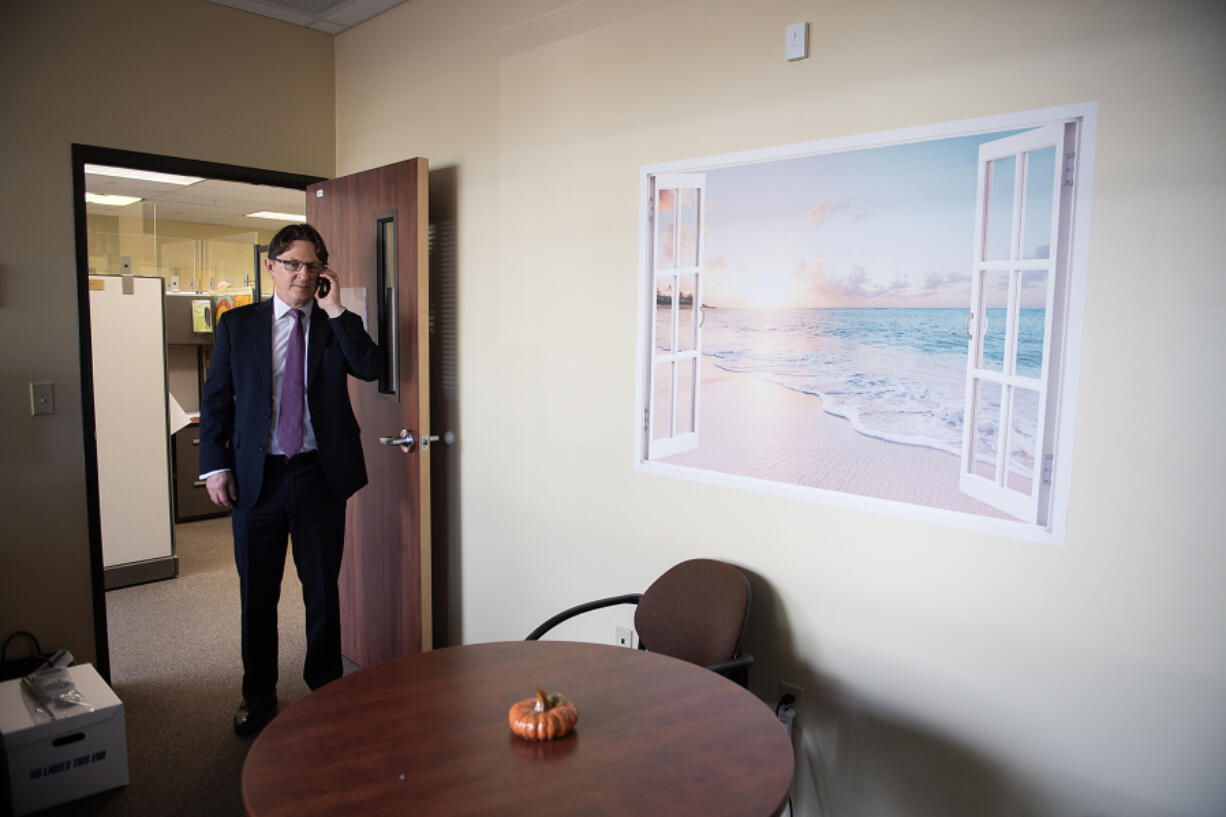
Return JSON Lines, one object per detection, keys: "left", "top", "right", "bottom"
{"left": 72, "top": 144, "right": 323, "bottom": 678}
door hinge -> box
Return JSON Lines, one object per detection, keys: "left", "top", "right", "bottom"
{"left": 1062, "top": 151, "right": 1076, "bottom": 187}
{"left": 1042, "top": 453, "right": 1054, "bottom": 486}
{"left": 644, "top": 407, "right": 650, "bottom": 434}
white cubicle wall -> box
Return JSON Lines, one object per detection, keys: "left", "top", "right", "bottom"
{"left": 88, "top": 274, "right": 177, "bottom": 587}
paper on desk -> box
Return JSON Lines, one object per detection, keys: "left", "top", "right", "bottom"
{"left": 168, "top": 393, "right": 191, "bottom": 436}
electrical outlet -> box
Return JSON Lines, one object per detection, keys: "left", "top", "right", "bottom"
{"left": 615, "top": 626, "right": 634, "bottom": 648}
{"left": 29, "top": 382, "right": 55, "bottom": 416}
{"left": 777, "top": 681, "right": 804, "bottom": 711}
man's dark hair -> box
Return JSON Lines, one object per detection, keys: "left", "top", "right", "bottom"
{"left": 268, "top": 223, "right": 329, "bottom": 267}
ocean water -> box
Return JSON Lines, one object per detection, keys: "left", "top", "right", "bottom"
{"left": 669, "top": 307, "right": 1046, "bottom": 471}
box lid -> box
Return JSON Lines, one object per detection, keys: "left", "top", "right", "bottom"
{"left": 0, "top": 664, "right": 123, "bottom": 751}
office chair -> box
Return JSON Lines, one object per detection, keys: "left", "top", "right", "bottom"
{"left": 526, "top": 558, "right": 754, "bottom": 686}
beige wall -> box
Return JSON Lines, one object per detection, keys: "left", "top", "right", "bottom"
{"left": 0, "top": 0, "right": 333, "bottom": 666}
{"left": 3, "top": 0, "right": 1223, "bottom": 814}
{"left": 336, "top": 1, "right": 1225, "bottom": 815}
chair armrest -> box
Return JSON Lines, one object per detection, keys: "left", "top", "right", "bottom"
{"left": 705, "top": 651, "right": 754, "bottom": 677}
{"left": 525, "top": 593, "right": 643, "bottom": 641}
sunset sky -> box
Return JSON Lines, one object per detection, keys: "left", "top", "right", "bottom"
{"left": 699, "top": 128, "right": 1054, "bottom": 309}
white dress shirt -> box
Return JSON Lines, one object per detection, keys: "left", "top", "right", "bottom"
{"left": 199, "top": 295, "right": 331, "bottom": 479}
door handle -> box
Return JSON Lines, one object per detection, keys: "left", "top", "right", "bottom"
{"left": 379, "top": 429, "right": 415, "bottom": 452}
{"left": 379, "top": 429, "right": 455, "bottom": 453}
{"left": 421, "top": 431, "right": 455, "bottom": 451}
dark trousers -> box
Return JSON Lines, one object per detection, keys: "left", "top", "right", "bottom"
{"left": 231, "top": 452, "right": 346, "bottom": 704}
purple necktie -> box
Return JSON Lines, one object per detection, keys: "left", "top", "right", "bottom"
{"left": 277, "top": 308, "right": 305, "bottom": 457}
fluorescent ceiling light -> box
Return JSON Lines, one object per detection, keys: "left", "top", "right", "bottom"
{"left": 85, "top": 192, "right": 143, "bottom": 207}
{"left": 245, "top": 211, "right": 306, "bottom": 221}
{"left": 84, "top": 164, "right": 204, "bottom": 186}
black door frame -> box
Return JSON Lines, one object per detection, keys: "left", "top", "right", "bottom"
{"left": 72, "top": 144, "right": 325, "bottom": 680}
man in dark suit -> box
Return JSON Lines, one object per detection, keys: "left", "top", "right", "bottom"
{"left": 198, "top": 223, "right": 381, "bottom": 735}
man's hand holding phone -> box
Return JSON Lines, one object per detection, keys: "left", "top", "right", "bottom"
{"left": 315, "top": 268, "right": 343, "bottom": 317}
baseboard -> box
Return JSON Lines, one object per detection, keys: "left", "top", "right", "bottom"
{"left": 104, "top": 555, "right": 179, "bottom": 590}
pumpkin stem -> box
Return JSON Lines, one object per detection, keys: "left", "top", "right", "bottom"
{"left": 534, "top": 688, "right": 550, "bottom": 712}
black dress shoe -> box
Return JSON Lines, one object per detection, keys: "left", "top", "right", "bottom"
{"left": 233, "top": 698, "right": 276, "bottom": 736}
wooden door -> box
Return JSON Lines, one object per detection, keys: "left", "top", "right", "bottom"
{"left": 307, "top": 158, "right": 432, "bottom": 665}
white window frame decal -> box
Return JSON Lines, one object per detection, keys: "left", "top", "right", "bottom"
{"left": 647, "top": 174, "right": 706, "bottom": 460}
{"left": 633, "top": 103, "right": 1096, "bottom": 545}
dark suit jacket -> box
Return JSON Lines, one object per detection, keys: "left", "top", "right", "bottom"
{"left": 198, "top": 298, "right": 382, "bottom": 509}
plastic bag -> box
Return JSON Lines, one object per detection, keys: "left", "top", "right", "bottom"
{"left": 21, "top": 664, "right": 92, "bottom": 721}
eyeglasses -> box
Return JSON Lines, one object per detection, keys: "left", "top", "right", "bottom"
{"left": 272, "top": 257, "right": 326, "bottom": 274}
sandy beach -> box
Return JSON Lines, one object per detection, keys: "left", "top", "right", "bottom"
{"left": 659, "top": 356, "right": 1014, "bottom": 520}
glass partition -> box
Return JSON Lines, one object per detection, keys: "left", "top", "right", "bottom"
{"left": 160, "top": 239, "right": 197, "bottom": 291}
{"left": 86, "top": 202, "right": 158, "bottom": 277}
{"left": 204, "top": 231, "right": 262, "bottom": 293}
{"left": 86, "top": 209, "right": 286, "bottom": 298}
{"left": 84, "top": 180, "right": 304, "bottom": 300}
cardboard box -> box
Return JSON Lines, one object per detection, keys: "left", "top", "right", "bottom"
{"left": 0, "top": 664, "right": 128, "bottom": 815}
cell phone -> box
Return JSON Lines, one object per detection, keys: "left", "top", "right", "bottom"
{"left": 316, "top": 275, "right": 331, "bottom": 298}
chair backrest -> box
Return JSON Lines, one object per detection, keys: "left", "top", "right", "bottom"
{"left": 633, "top": 559, "right": 750, "bottom": 668}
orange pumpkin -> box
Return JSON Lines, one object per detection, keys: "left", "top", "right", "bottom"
{"left": 508, "top": 689, "right": 579, "bottom": 741}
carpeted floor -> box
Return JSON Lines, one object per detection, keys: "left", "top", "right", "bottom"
{"left": 39, "top": 516, "right": 356, "bottom": 816}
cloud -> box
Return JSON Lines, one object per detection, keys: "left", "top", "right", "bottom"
{"left": 805, "top": 202, "right": 832, "bottom": 230}
{"left": 657, "top": 188, "right": 675, "bottom": 215}
{"left": 922, "top": 270, "right": 971, "bottom": 291}
{"left": 657, "top": 227, "right": 674, "bottom": 261}
{"left": 678, "top": 224, "right": 697, "bottom": 262}
{"left": 805, "top": 197, "right": 854, "bottom": 230}
{"left": 786, "top": 260, "right": 975, "bottom": 307}
{"left": 793, "top": 260, "right": 907, "bottom": 304}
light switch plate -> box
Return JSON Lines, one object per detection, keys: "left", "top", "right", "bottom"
{"left": 785, "top": 22, "right": 808, "bottom": 61}
{"left": 30, "top": 382, "right": 54, "bottom": 416}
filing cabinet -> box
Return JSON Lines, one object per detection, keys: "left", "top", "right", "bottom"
{"left": 172, "top": 425, "right": 226, "bottom": 522}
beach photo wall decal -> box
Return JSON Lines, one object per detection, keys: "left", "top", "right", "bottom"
{"left": 637, "top": 105, "right": 1096, "bottom": 543}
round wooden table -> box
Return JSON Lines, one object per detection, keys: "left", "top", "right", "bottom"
{"left": 242, "top": 641, "right": 793, "bottom": 816}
